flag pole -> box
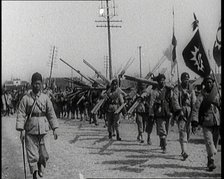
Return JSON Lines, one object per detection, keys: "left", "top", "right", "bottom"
{"left": 172, "top": 7, "right": 180, "bottom": 85}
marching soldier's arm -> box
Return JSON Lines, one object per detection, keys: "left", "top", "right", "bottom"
{"left": 148, "top": 90, "right": 156, "bottom": 117}
{"left": 191, "top": 94, "right": 203, "bottom": 124}
{"left": 45, "top": 96, "right": 59, "bottom": 130}
{"left": 190, "top": 89, "right": 197, "bottom": 107}
{"left": 172, "top": 86, "right": 182, "bottom": 113}
{"left": 16, "top": 96, "right": 28, "bottom": 131}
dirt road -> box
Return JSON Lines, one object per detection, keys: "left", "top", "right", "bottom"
{"left": 1, "top": 115, "right": 221, "bottom": 179}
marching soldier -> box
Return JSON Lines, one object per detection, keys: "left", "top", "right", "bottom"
{"left": 16, "top": 72, "right": 59, "bottom": 179}
{"left": 191, "top": 75, "right": 220, "bottom": 171}
{"left": 172, "top": 72, "right": 196, "bottom": 160}
{"left": 105, "top": 79, "right": 124, "bottom": 140}
{"left": 149, "top": 74, "right": 172, "bottom": 153}
{"left": 135, "top": 82, "right": 146, "bottom": 143}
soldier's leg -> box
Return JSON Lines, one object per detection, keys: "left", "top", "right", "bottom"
{"left": 203, "top": 127, "right": 217, "bottom": 171}
{"left": 93, "top": 113, "right": 98, "bottom": 126}
{"left": 136, "top": 114, "right": 144, "bottom": 143}
{"left": 25, "top": 134, "right": 39, "bottom": 175}
{"left": 157, "top": 118, "right": 167, "bottom": 153}
{"left": 178, "top": 118, "right": 188, "bottom": 160}
{"left": 114, "top": 113, "right": 121, "bottom": 141}
{"left": 145, "top": 116, "right": 154, "bottom": 145}
{"left": 212, "top": 126, "right": 220, "bottom": 150}
{"left": 106, "top": 112, "right": 113, "bottom": 139}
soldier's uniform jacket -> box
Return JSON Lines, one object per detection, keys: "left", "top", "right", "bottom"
{"left": 16, "top": 91, "right": 59, "bottom": 135}
{"left": 172, "top": 85, "right": 196, "bottom": 120}
{"left": 149, "top": 86, "right": 171, "bottom": 118}
{"left": 191, "top": 88, "right": 220, "bottom": 127}
{"left": 106, "top": 87, "right": 124, "bottom": 113}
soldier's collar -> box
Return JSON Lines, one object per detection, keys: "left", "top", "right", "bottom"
{"left": 30, "top": 91, "right": 41, "bottom": 98}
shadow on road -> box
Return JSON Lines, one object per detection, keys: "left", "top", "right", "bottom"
{"left": 140, "top": 163, "right": 205, "bottom": 171}
{"left": 165, "top": 171, "right": 221, "bottom": 178}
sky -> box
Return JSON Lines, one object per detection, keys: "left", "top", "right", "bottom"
{"left": 2, "top": 0, "right": 221, "bottom": 84}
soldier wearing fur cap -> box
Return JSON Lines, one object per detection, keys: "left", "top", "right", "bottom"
{"left": 149, "top": 73, "right": 172, "bottom": 153}
{"left": 16, "top": 72, "right": 59, "bottom": 179}
{"left": 172, "top": 72, "right": 196, "bottom": 161}
{"left": 191, "top": 74, "right": 220, "bottom": 171}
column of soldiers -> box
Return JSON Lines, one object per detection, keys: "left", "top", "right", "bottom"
{"left": 13, "top": 71, "right": 220, "bottom": 178}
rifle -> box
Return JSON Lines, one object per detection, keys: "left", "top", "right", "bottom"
{"left": 127, "top": 86, "right": 152, "bottom": 114}
{"left": 59, "top": 58, "right": 94, "bottom": 84}
{"left": 83, "top": 59, "right": 110, "bottom": 85}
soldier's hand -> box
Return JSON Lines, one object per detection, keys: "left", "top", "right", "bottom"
{"left": 180, "top": 110, "right": 184, "bottom": 117}
{"left": 53, "top": 128, "right": 59, "bottom": 140}
{"left": 20, "top": 130, "right": 25, "bottom": 142}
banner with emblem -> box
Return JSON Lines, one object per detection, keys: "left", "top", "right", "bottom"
{"left": 213, "top": 21, "right": 221, "bottom": 67}
{"left": 182, "top": 29, "right": 211, "bottom": 77}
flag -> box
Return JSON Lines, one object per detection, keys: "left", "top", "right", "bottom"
{"left": 182, "top": 29, "right": 211, "bottom": 77}
{"left": 213, "top": 21, "right": 221, "bottom": 67}
{"left": 171, "top": 32, "right": 177, "bottom": 72}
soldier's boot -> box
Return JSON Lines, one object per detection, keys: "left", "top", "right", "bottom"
{"left": 38, "top": 162, "right": 44, "bottom": 177}
{"left": 33, "top": 170, "right": 37, "bottom": 179}
{"left": 207, "top": 157, "right": 216, "bottom": 171}
{"left": 181, "top": 143, "right": 188, "bottom": 160}
{"left": 147, "top": 134, "right": 152, "bottom": 145}
{"left": 116, "top": 131, "right": 122, "bottom": 141}
{"left": 139, "top": 133, "right": 144, "bottom": 143}
{"left": 160, "top": 138, "right": 167, "bottom": 153}
{"left": 181, "top": 152, "right": 189, "bottom": 161}
{"left": 108, "top": 132, "right": 112, "bottom": 139}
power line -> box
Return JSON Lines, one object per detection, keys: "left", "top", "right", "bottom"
{"left": 95, "top": 0, "right": 122, "bottom": 80}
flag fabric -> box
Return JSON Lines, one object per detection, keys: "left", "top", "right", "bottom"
{"left": 182, "top": 29, "right": 211, "bottom": 77}
{"left": 171, "top": 32, "right": 177, "bottom": 73}
{"left": 213, "top": 21, "right": 221, "bottom": 67}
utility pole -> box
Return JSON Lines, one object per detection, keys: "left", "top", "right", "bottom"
{"left": 138, "top": 46, "right": 142, "bottom": 78}
{"left": 48, "top": 46, "right": 58, "bottom": 88}
{"left": 95, "top": 0, "right": 122, "bottom": 80}
{"left": 104, "top": 55, "right": 109, "bottom": 79}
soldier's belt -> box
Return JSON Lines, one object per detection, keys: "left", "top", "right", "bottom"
{"left": 31, "top": 113, "right": 45, "bottom": 117}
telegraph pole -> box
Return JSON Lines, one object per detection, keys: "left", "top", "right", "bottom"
{"left": 138, "top": 46, "right": 142, "bottom": 78}
{"left": 104, "top": 55, "right": 109, "bottom": 78}
{"left": 95, "top": 0, "right": 122, "bottom": 80}
{"left": 48, "top": 46, "right": 57, "bottom": 88}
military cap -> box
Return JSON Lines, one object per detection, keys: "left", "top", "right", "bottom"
{"left": 31, "top": 72, "right": 42, "bottom": 83}
{"left": 203, "top": 74, "right": 214, "bottom": 83}
{"left": 181, "top": 72, "right": 190, "bottom": 81}
{"left": 153, "top": 73, "right": 166, "bottom": 82}
{"left": 111, "top": 78, "right": 118, "bottom": 85}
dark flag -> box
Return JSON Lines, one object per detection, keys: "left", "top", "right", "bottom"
{"left": 213, "top": 21, "right": 221, "bottom": 67}
{"left": 171, "top": 32, "right": 177, "bottom": 73}
{"left": 182, "top": 29, "right": 211, "bottom": 77}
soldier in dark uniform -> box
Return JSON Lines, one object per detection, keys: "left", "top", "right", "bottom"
{"left": 105, "top": 79, "right": 124, "bottom": 140}
{"left": 172, "top": 72, "right": 196, "bottom": 160}
{"left": 135, "top": 82, "right": 146, "bottom": 143}
{"left": 191, "top": 75, "right": 220, "bottom": 171}
{"left": 149, "top": 74, "right": 172, "bottom": 153}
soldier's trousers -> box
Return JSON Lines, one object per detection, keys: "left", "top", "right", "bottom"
{"left": 202, "top": 126, "right": 219, "bottom": 159}
{"left": 106, "top": 112, "right": 120, "bottom": 133}
{"left": 25, "top": 134, "right": 49, "bottom": 174}
{"left": 136, "top": 113, "right": 145, "bottom": 134}
{"left": 144, "top": 115, "right": 154, "bottom": 135}
{"left": 177, "top": 118, "right": 190, "bottom": 153}
{"left": 155, "top": 117, "right": 168, "bottom": 138}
